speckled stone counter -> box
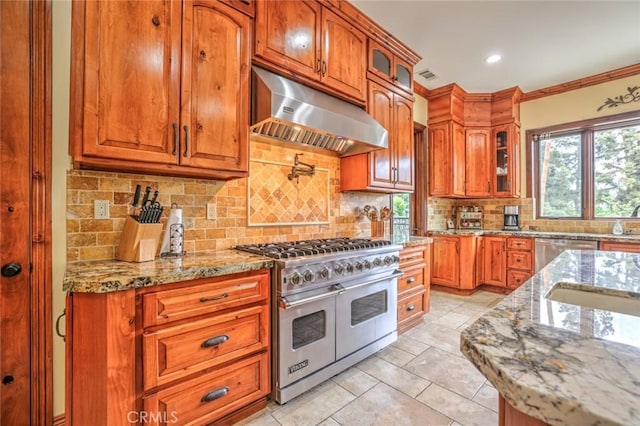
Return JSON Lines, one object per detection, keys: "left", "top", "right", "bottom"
{"left": 428, "top": 229, "right": 640, "bottom": 243}
{"left": 63, "top": 250, "right": 273, "bottom": 293}
{"left": 461, "top": 250, "right": 640, "bottom": 425}
{"left": 391, "top": 235, "right": 433, "bottom": 248}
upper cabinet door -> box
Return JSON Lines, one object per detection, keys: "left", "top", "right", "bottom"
{"left": 367, "top": 81, "right": 395, "bottom": 189}
{"left": 254, "top": 0, "right": 321, "bottom": 80}
{"left": 465, "top": 128, "right": 491, "bottom": 197}
{"left": 81, "top": 1, "right": 181, "bottom": 163}
{"left": 321, "top": 8, "right": 367, "bottom": 101}
{"left": 428, "top": 122, "right": 451, "bottom": 196}
{"left": 367, "top": 40, "right": 413, "bottom": 96}
{"left": 179, "top": 2, "right": 250, "bottom": 172}
{"left": 393, "top": 95, "right": 414, "bottom": 191}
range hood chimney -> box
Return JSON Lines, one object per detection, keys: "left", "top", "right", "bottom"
{"left": 251, "top": 66, "right": 388, "bottom": 157}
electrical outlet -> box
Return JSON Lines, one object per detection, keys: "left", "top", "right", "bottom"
{"left": 207, "top": 203, "right": 216, "bottom": 220}
{"left": 94, "top": 200, "right": 110, "bottom": 219}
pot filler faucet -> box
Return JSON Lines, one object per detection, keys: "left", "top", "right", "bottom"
{"left": 631, "top": 205, "right": 640, "bottom": 217}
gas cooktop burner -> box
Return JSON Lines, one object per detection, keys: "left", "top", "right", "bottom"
{"left": 235, "top": 238, "right": 393, "bottom": 259}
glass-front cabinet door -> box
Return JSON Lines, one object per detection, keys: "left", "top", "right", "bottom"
{"left": 492, "top": 124, "right": 520, "bottom": 197}
{"left": 368, "top": 40, "right": 413, "bottom": 95}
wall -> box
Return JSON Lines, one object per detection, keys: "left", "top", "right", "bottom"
{"left": 66, "top": 141, "right": 389, "bottom": 262}
{"left": 428, "top": 74, "right": 640, "bottom": 234}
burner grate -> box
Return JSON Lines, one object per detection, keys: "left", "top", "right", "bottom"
{"left": 235, "top": 238, "right": 392, "bottom": 259}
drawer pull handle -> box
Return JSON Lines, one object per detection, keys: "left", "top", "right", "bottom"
{"left": 407, "top": 305, "right": 416, "bottom": 311}
{"left": 407, "top": 277, "right": 416, "bottom": 284}
{"left": 200, "top": 293, "right": 228, "bottom": 303}
{"left": 201, "top": 386, "right": 229, "bottom": 403}
{"left": 201, "top": 334, "right": 229, "bottom": 349}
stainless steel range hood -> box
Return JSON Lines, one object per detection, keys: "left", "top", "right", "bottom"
{"left": 251, "top": 66, "right": 388, "bottom": 157}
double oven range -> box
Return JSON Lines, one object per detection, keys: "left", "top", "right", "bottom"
{"left": 235, "top": 238, "right": 403, "bottom": 404}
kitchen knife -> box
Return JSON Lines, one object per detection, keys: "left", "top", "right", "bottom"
{"left": 132, "top": 184, "right": 142, "bottom": 207}
{"left": 141, "top": 186, "right": 152, "bottom": 206}
{"left": 149, "top": 190, "right": 159, "bottom": 205}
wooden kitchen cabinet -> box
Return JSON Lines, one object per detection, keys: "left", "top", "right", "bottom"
{"left": 70, "top": 0, "right": 250, "bottom": 180}
{"left": 367, "top": 39, "right": 413, "bottom": 97}
{"left": 430, "top": 235, "right": 476, "bottom": 291}
{"left": 465, "top": 128, "right": 492, "bottom": 197}
{"left": 428, "top": 121, "right": 466, "bottom": 197}
{"left": 340, "top": 80, "right": 414, "bottom": 192}
{"left": 397, "top": 244, "right": 430, "bottom": 334}
{"left": 506, "top": 237, "right": 534, "bottom": 288}
{"left": 492, "top": 124, "right": 521, "bottom": 197}
{"left": 479, "top": 237, "right": 507, "bottom": 287}
{"left": 66, "top": 269, "right": 271, "bottom": 426}
{"left": 599, "top": 241, "right": 640, "bottom": 253}
{"left": 254, "top": 0, "right": 367, "bottom": 103}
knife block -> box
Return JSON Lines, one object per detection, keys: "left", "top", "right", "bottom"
{"left": 117, "top": 216, "right": 163, "bottom": 262}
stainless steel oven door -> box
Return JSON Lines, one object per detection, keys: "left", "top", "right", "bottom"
{"left": 335, "top": 272, "right": 401, "bottom": 359}
{"left": 277, "top": 287, "right": 337, "bottom": 388}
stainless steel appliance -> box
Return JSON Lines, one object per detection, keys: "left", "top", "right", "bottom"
{"left": 534, "top": 238, "right": 598, "bottom": 272}
{"left": 503, "top": 205, "right": 521, "bottom": 230}
{"left": 235, "top": 238, "right": 402, "bottom": 404}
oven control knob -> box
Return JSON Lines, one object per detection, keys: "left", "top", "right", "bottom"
{"left": 334, "top": 264, "right": 344, "bottom": 275}
{"left": 384, "top": 256, "right": 393, "bottom": 265}
{"left": 355, "top": 261, "right": 363, "bottom": 271}
{"left": 303, "top": 270, "right": 314, "bottom": 282}
{"left": 290, "top": 272, "right": 301, "bottom": 286}
{"left": 373, "top": 257, "right": 382, "bottom": 267}
{"left": 318, "top": 267, "right": 329, "bottom": 279}
{"left": 346, "top": 263, "right": 354, "bottom": 273}
{"left": 364, "top": 260, "right": 371, "bottom": 269}
{"left": 393, "top": 255, "right": 400, "bottom": 263}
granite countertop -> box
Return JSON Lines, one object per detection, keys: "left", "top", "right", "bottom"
{"left": 428, "top": 229, "right": 640, "bottom": 243}
{"left": 390, "top": 235, "right": 433, "bottom": 247}
{"left": 461, "top": 250, "right": 640, "bottom": 425}
{"left": 63, "top": 250, "right": 274, "bottom": 293}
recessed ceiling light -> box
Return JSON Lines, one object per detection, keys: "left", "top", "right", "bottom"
{"left": 485, "top": 54, "right": 502, "bottom": 64}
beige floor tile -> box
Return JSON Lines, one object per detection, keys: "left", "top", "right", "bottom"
{"left": 331, "top": 366, "right": 379, "bottom": 397}
{"left": 404, "top": 322, "right": 463, "bottom": 356}
{"left": 357, "top": 356, "right": 430, "bottom": 398}
{"left": 317, "top": 418, "right": 341, "bottom": 426}
{"left": 417, "top": 383, "right": 498, "bottom": 426}
{"left": 233, "top": 411, "right": 280, "bottom": 426}
{"left": 391, "top": 334, "right": 430, "bottom": 356}
{"left": 331, "top": 382, "right": 452, "bottom": 426}
{"left": 375, "top": 343, "right": 416, "bottom": 367}
{"left": 434, "top": 311, "right": 476, "bottom": 329}
{"left": 271, "top": 380, "right": 356, "bottom": 426}
{"left": 404, "top": 347, "right": 486, "bottom": 399}
{"left": 472, "top": 383, "right": 499, "bottom": 412}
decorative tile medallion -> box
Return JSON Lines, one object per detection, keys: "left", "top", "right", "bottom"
{"left": 248, "top": 159, "right": 330, "bottom": 226}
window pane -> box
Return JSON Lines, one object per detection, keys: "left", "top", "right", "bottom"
{"left": 391, "top": 193, "right": 410, "bottom": 238}
{"left": 594, "top": 124, "right": 640, "bottom": 217}
{"left": 538, "top": 134, "right": 582, "bottom": 217}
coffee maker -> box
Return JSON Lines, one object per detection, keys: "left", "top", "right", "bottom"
{"left": 503, "top": 205, "right": 520, "bottom": 230}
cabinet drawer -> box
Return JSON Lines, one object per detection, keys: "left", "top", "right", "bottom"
{"left": 143, "top": 351, "right": 269, "bottom": 426}
{"left": 399, "top": 247, "right": 426, "bottom": 268}
{"left": 398, "top": 291, "right": 424, "bottom": 323}
{"left": 599, "top": 241, "right": 640, "bottom": 253}
{"left": 507, "top": 251, "right": 532, "bottom": 271}
{"left": 143, "top": 304, "right": 269, "bottom": 390}
{"left": 142, "top": 271, "right": 269, "bottom": 327}
{"left": 507, "top": 270, "right": 531, "bottom": 289}
{"left": 398, "top": 267, "right": 424, "bottom": 294}
{"left": 507, "top": 237, "right": 532, "bottom": 250}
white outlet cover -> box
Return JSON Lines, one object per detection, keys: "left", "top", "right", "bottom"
{"left": 94, "top": 200, "right": 110, "bottom": 219}
{"left": 207, "top": 203, "right": 216, "bottom": 220}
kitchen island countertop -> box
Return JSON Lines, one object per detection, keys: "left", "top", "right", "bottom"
{"left": 460, "top": 249, "right": 640, "bottom": 425}
{"left": 428, "top": 229, "right": 640, "bottom": 243}
{"left": 63, "top": 250, "right": 273, "bottom": 293}
{"left": 390, "top": 235, "right": 433, "bottom": 247}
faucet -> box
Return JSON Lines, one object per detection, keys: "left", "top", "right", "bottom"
{"left": 632, "top": 205, "right": 640, "bottom": 217}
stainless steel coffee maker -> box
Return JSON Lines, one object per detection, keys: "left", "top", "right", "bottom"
{"left": 503, "top": 205, "right": 520, "bottom": 230}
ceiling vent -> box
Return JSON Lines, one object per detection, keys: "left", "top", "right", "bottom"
{"left": 418, "top": 69, "right": 438, "bottom": 81}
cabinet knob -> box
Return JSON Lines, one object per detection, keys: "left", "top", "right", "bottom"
{"left": 151, "top": 15, "right": 161, "bottom": 27}
{"left": 407, "top": 277, "right": 416, "bottom": 284}
{"left": 1, "top": 262, "right": 22, "bottom": 277}
{"left": 407, "top": 305, "right": 415, "bottom": 311}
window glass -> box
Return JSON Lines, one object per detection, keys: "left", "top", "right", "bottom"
{"left": 538, "top": 133, "right": 582, "bottom": 217}
{"left": 391, "top": 193, "right": 410, "bottom": 238}
{"left": 594, "top": 124, "right": 640, "bottom": 217}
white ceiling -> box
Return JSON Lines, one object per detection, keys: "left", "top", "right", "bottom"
{"left": 350, "top": 0, "right": 640, "bottom": 93}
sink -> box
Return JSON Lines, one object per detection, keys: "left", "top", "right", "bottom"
{"left": 546, "top": 282, "right": 640, "bottom": 317}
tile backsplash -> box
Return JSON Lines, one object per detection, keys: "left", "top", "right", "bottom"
{"left": 428, "top": 197, "right": 640, "bottom": 234}
{"left": 67, "top": 140, "right": 390, "bottom": 261}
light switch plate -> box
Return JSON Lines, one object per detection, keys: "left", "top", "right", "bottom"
{"left": 94, "top": 200, "right": 110, "bottom": 219}
{"left": 207, "top": 203, "right": 216, "bottom": 220}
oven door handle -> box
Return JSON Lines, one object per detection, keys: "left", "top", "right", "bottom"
{"left": 279, "top": 284, "right": 345, "bottom": 309}
{"left": 340, "top": 270, "right": 404, "bottom": 292}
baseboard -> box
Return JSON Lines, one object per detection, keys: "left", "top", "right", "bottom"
{"left": 53, "top": 414, "right": 65, "bottom": 426}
